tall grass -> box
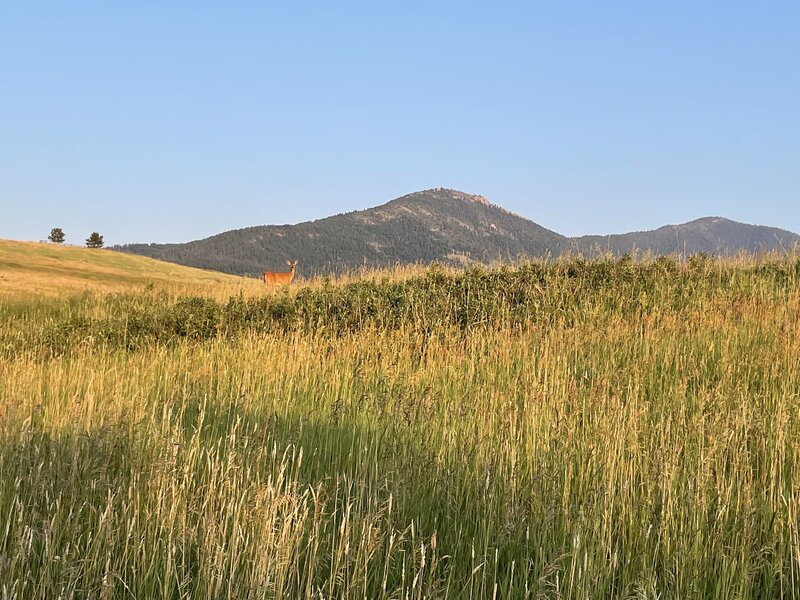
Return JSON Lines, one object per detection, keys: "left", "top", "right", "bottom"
{"left": 1, "top": 256, "right": 799, "bottom": 598}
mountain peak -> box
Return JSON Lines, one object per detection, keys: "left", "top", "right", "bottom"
{"left": 397, "top": 188, "right": 494, "bottom": 207}
{"left": 116, "top": 190, "right": 800, "bottom": 277}
{"left": 682, "top": 216, "right": 732, "bottom": 227}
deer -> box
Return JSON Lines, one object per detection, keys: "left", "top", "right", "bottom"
{"left": 263, "top": 260, "right": 298, "bottom": 285}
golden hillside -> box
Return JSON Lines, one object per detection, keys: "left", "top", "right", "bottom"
{"left": 0, "top": 240, "right": 264, "bottom": 300}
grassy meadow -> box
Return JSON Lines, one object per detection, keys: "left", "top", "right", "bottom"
{"left": 1, "top": 243, "right": 800, "bottom": 598}
{"left": 0, "top": 240, "right": 265, "bottom": 302}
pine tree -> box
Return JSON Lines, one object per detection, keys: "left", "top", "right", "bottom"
{"left": 85, "top": 232, "right": 104, "bottom": 248}
{"left": 48, "top": 228, "right": 65, "bottom": 244}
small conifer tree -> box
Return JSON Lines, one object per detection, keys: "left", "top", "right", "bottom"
{"left": 85, "top": 232, "right": 104, "bottom": 248}
{"left": 48, "top": 228, "right": 65, "bottom": 244}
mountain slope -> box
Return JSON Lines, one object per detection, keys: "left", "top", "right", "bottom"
{"left": 118, "top": 189, "right": 567, "bottom": 276}
{"left": 570, "top": 217, "right": 800, "bottom": 256}
{"left": 116, "top": 189, "right": 800, "bottom": 277}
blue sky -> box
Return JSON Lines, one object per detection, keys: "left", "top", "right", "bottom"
{"left": 1, "top": 1, "right": 798, "bottom": 244}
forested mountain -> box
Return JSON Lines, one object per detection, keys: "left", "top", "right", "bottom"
{"left": 116, "top": 189, "right": 800, "bottom": 277}
{"left": 571, "top": 217, "right": 800, "bottom": 257}
{"left": 116, "top": 189, "right": 567, "bottom": 277}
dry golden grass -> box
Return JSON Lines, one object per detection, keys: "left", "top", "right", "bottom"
{"left": 2, "top": 250, "right": 799, "bottom": 597}
{"left": 0, "top": 239, "right": 265, "bottom": 301}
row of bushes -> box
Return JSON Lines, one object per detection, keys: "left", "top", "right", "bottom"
{"left": 9, "top": 256, "right": 800, "bottom": 356}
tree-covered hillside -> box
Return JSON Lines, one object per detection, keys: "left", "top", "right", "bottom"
{"left": 572, "top": 217, "right": 800, "bottom": 256}
{"left": 116, "top": 189, "right": 800, "bottom": 277}
{"left": 117, "top": 189, "right": 567, "bottom": 277}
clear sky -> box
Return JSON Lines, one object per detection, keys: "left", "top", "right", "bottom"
{"left": 1, "top": 1, "right": 798, "bottom": 245}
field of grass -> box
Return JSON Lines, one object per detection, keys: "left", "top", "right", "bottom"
{"left": 1, "top": 248, "right": 799, "bottom": 598}
{"left": 0, "top": 240, "right": 264, "bottom": 301}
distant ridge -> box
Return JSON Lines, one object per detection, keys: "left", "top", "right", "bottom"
{"left": 116, "top": 189, "right": 800, "bottom": 277}
{"left": 570, "top": 216, "right": 800, "bottom": 256}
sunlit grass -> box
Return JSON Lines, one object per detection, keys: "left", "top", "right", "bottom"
{"left": 1, "top": 254, "right": 799, "bottom": 598}
{"left": 0, "top": 239, "right": 264, "bottom": 301}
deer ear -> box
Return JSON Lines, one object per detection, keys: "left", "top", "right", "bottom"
{"left": 286, "top": 260, "right": 292, "bottom": 266}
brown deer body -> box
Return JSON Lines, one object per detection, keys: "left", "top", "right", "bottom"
{"left": 263, "top": 260, "right": 298, "bottom": 285}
